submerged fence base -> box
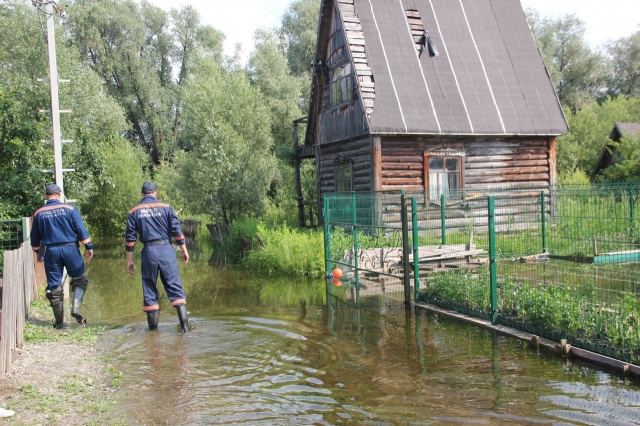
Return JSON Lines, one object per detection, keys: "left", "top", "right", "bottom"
{"left": 324, "top": 185, "right": 640, "bottom": 367}
{"left": 413, "top": 301, "right": 640, "bottom": 378}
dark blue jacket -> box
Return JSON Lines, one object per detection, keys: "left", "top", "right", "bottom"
{"left": 30, "top": 200, "right": 92, "bottom": 251}
{"left": 125, "top": 195, "right": 185, "bottom": 252}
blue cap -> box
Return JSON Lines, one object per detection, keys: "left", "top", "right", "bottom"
{"left": 141, "top": 181, "right": 157, "bottom": 193}
{"left": 45, "top": 184, "right": 61, "bottom": 194}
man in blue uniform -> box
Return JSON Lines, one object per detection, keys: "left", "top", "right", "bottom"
{"left": 125, "top": 182, "right": 190, "bottom": 333}
{"left": 30, "top": 184, "right": 94, "bottom": 328}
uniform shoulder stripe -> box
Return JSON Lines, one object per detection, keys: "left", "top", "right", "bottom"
{"left": 34, "top": 204, "right": 74, "bottom": 217}
{"left": 129, "top": 202, "right": 170, "bottom": 214}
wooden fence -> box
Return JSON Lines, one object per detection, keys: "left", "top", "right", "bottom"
{"left": 0, "top": 242, "right": 38, "bottom": 376}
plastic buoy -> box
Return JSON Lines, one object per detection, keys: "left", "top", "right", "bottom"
{"left": 332, "top": 268, "right": 343, "bottom": 279}
{"left": 332, "top": 278, "right": 342, "bottom": 287}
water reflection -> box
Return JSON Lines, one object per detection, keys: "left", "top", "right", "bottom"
{"left": 86, "top": 239, "right": 640, "bottom": 425}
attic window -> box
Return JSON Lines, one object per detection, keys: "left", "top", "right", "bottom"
{"left": 405, "top": 9, "right": 439, "bottom": 57}
{"left": 331, "top": 63, "right": 353, "bottom": 107}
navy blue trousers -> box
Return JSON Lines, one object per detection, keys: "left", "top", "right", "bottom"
{"left": 141, "top": 244, "right": 186, "bottom": 310}
{"left": 44, "top": 245, "right": 85, "bottom": 291}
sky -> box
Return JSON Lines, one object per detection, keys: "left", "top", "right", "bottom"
{"left": 147, "top": 0, "right": 640, "bottom": 61}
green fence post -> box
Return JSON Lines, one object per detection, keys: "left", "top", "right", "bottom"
{"left": 352, "top": 191, "right": 359, "bottom": 290}
{"left": 630, "top": 190, "right": 635, "bottom": 242}
{"left": 440, "top": 194, "right": 446, "bottom": 245}
{"left": 541, "top": 191, "right": 547, "bottom": 253}
{"left": 412, "top": 197, "right": 420, "bottom": 302}
{"left": 401, "top": 191, "right": 411, "bottom": 303}
{"left": 21, "top": 217, "right": 30, "bottom": 243}
{"left": 488, "top": 196, "right": 498, "bottom": 325}
{"left": 323, "top": 196, "right": 331, "bottom": 276}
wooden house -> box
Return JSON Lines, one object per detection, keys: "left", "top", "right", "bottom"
{"left": 293, "top": 0, "right": 569, "bottom": 225}
{"left": 592, "top": 123, "right": 640, "bottom": 178}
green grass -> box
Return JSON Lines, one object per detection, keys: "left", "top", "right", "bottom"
{"left": 27, "top": 300, "right": 107, "bottom": 343}
{"left": 242, "top": 223, "right": 324, "bottom": 278}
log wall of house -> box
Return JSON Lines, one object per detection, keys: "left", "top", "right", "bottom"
{"left": 380, "top": 136, "right": 553, "bottom": 191}
{"left": 317, "top": 136, "right": 372, "bottom": 193}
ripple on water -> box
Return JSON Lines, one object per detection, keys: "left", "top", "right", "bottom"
{"left": 110, "top": 317, "right": 375, "bottom": 425}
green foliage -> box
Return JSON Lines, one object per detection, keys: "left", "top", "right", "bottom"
{"left": 607, "top": 30, "right": 640, "bottom": 98}
{"left": 557, "top": 97, "right": 640, "bottom": 177}
{"left": 279, "top": 0, "right": 320, "bottom": 79}
{"left": 249, "top": 29, "right": 304, "bottom": 156}
{"left": 422, "top": 269, "right": 640, "bottom": 363}
{"left": 0, "top": 87, "right": 50, "bottom": 218}
{"left": 178, "top": 58, "right": 277, "bottom": 222}
{"left": 601, "top": 130, "right": 640, "bottom": 182}
{"left": 69, "top": 0, "right": 224, "bottom": 166}
{"left": 242, "top": 223, "right": 324, "bottom": 277}
{"left": 526, "top": 11, "right": 608, "bottom": 112}
{"left": 24, "top": 321, "right": 106, "bottom": 344}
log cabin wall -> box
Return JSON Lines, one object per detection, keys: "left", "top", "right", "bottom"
{"left": 317, "top": 136, "right": 373, "bottom": 194}
{"left": 379, "top": 136, "right": 554, "bottom": 192}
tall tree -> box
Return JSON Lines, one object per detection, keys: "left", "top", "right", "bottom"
{"left": 279, "top": 0, "right": 320, "bottom": 111}
{"left": 68, "top": 0, "right": 224, "bottom": 166}
{"left": 0, "top": 0, "right": 146, "bottom": 233}
{"left": 527, "top": 11, "right": 608, "bottom": 112}
{"left": 176, "top": 58, "right": 278, "bottom": 223}
{"left": 248, "top": 29, "right": 304, "bottom": 156}
{"left": 607, "top": 31, "right": 640, "bottom": 98}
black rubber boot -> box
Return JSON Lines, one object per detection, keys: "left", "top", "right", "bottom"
{"left": 70, "top": 275, "right": 89, "bottom": 325}
{"left": 175, "top": 304, "right": 190, "bottom": 333}
{"left": 147, "top": 310, "right": 160, "bottom": 331}
{"left": 46, "top": 286, "right": 64, "bottom": 329}
{"left": 71, "top": 288, "right": 86, "bottom": 324}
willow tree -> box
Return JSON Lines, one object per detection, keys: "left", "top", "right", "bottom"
{"left": 527, "top": 11, "right": 608, "bottom": 112}
{"left": 68, "top": 0, "right": 224, "bottom": 166}
{"left": 176, "top": 58, "right": 277, "bottom": 224}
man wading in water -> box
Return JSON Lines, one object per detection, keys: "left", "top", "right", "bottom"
{"left": 124, "top": 182, "right": 191, "bottom": 332}
{"left": 30, "top": 184, "right": 93, "bottom": 328}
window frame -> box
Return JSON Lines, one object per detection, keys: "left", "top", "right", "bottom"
{"left": 423, "top": 149, "right": 465, "bottom": 199}
{"left": 335, "top": 158, "right": 353, "bottom": 192}
{"left": 330, "top": 61, "right": 354, "bottom": 108}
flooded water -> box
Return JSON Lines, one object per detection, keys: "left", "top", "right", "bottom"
{"left": 84, "top": 241, "right": 640, "bottom": 425}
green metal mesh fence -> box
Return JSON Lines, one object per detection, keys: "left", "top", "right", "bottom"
{"left": 324, "top": 184, "right": 640, "bottom": 365}
{"left": 0, "top": 219, "right": 25, "bottom": 276}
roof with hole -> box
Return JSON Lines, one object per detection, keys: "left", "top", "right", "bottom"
{"left": 331, "top": 0, "right": 569, "bottom": 136}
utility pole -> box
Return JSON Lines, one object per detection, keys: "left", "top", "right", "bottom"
{"left": 35, "top": 0, "right": 73, "bottom": 201}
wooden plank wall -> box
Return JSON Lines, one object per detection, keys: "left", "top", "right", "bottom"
{"left": 380, "top": 137, "right": 552, "bottom": 191}
{"left": 317, "top": 0, "right": 369, "bottom": 145}
{"left": 0, "top": 243, "right": 38, "bottom": 377}
{"left": 318, "top": 136, "right": 373, "bottom": 193}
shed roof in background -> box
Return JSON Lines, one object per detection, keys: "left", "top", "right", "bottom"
{"left": 342, "top": 0, "right": 569, "bottom": 136}
{"left": 593, "top": 122, "right": 640, "bottom": 177}
{"left": 610, "top": 123, "right": 640, "bottom": 140}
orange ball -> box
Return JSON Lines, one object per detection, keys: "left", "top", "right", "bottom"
{"left": 332, "top": 268, "right": 343, "bottom": 279}
{"left": 332, "top": 278, "right": 342, "bottom": 287}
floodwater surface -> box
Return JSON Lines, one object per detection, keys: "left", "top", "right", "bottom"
{"left": 83, "top": 241, "right": 640, "bottom": 425}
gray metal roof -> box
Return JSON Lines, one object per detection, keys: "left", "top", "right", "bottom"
{"left": 610, "top": 123, "right": 640, "bottom": 139}
{"left": 353, "top": 0, "right": 568, "bottom": 135}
